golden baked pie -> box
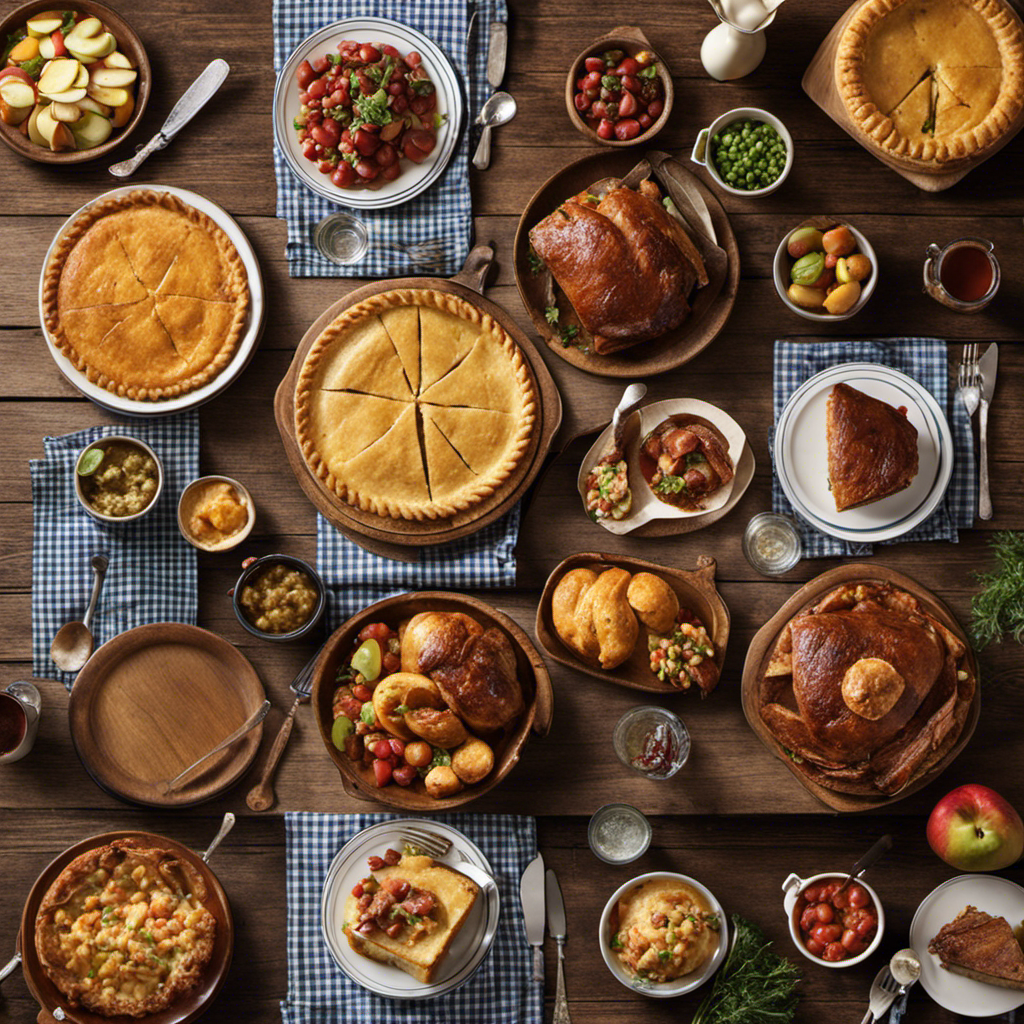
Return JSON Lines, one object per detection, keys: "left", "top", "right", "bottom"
{"left": 42, "top": 191, "right": 250, "bottom": 400}
{"left": 836, "top": 0, "right": 1024, "bottom": 164}
{"left": 35, "top": 838, "right": 217, "bottom": 1017}
{"left": 295, "top": 289, "right": 536, "bottom": 521}
{"left": 929, "top": 906, "right": 1024, "bottom": 989}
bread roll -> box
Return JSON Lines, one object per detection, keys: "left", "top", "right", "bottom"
{"left": 626, "top": 572, "right": 679, "bottom": 633}
{"left": 551, "top": 567, "right": 638, "bottom": 669}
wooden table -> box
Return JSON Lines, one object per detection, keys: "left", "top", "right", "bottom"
{"left": 1, "top": 0, "right": 1022, "bottom": 1020}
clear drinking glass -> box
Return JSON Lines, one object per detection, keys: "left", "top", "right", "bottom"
{"left": 312, "top": 212, "right": 369, "bottom": 266}
{"left": 588, "top": 804, "right": 653, "bottom": 865}
{"left": 743, "top": 512, "right": 802, "bottom": 575}
{"left": 613, "top": 706, "right": 690, "bottom": 780}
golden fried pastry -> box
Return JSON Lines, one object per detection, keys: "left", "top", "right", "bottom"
{"left": 405, "top": 707, "right": 469, "bottom": 749}
{"left": 841, "top": 657, "right": 906, "bottom": 720}
{"left": 451, "top": 737, "right": 495, "bottom": 784}
{"left": 424, "top": 765, "right": 465, "bottom": 799}
{"left": 372, "top": 673, "right": 444, "bottom": 742}
{"left": 551, "top": 567, "right": 638, "bottom": 670}
{"left": 627, "top": 572, "right": 680, "bottom": 633}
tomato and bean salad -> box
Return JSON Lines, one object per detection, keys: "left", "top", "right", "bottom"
{"left": 793, "top": 878, "right": 878, "bottom": 962}
{"left": 572, "top": 49, "right": 665, "bottom": 141}
{"left": 293, "top": 39, "right": 440, "bottom": 190}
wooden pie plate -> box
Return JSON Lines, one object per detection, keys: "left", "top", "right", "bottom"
{"left": 801, "top": 0, "right": 1024, "bottom": 192}
{"left": 18, "top": 829, "right": 233, "bottom": 1024}
{"left": 274, "top": 245, "right": 562, "bottom": 558}
{"left": 513, "top": 150, "right": 740, "bottom": 377}
{"left": 536, "top": 553, "right": 729, "bottom": 694}
{"left": 741, "top": 564, "right": 981, "bottom": 812}
{"left": 311, "top": 591, "right": 554, "bottom": 810}
{"left": 68, "top": 623, "right": 266, "bottom": 808}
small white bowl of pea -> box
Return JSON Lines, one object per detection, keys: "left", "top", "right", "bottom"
{"left": 691, "top": 107, "right": 793, "bottom": 197}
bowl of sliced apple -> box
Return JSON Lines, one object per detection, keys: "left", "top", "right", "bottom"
{"left": 0, "top": 0, "right": 150, "bottom": 163}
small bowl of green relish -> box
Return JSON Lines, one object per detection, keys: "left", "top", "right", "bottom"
{"left": 690, "top": 106, "right": 792, "bottom": 197}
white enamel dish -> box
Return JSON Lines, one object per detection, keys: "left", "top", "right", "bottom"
{"left": 774, "top": 362, "right": 953, "bottom": 543}
{"left": 909, "top": 874, "right": 1024, "bottom": 1017}
{"left": 320, "top": 818, "right": 500, "bottom": 999}
{"left": 38, "top": 184, "right": 265, "bottom": 418}
{"left": 273, "top": 17, "right": 463, "bottom": 210}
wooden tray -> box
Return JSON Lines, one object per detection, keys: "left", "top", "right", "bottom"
{"left": 513, "top": 150, "right": 740, "bottom": 378}
{"left": 19, "top": 829, "right": 233, "bottom": 1024}
{"left": 310, "top": 591, "right": 554, "bottom": 810}
{"left": 68, "top": 624, "right": 266, "bottom": 808}
{"left": 536, "top": 553, "right": 730, "bottom": 694}
{"left": 801, "top": 0, "right": 1024, "bottom": 192}
{"left": 741, "top": 564, "right": 981, "bottom": 813}
{"left": 274, "top": 245, "right": 562, "bottom": 558}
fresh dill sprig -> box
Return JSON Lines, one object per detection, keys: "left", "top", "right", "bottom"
{"left": 971, "top": 532, "right": 1024, "bottom": 648}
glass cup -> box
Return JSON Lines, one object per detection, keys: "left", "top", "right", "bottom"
{"left": 588, "top": 804, "right": 653, "bottom": 865}
{"left": 0, "top": 681, "right": 41, "bottom": 764}
{"left": 312, "top": 212, "right": 369, "bottom": 266}
{"left": 923, "top": 237, "right": 1000, "bottom": 312}
{"left": 613, "top": 706, "right": 690, "bottom": 780}
{"left": 743, "top": 512, "right": 802, "bottom": 575}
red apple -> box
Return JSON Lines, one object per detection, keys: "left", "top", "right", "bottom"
{"left": 927, "top": 784, "right": 1024, "bottom": 872}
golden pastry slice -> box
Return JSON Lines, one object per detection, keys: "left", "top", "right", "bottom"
{"left": 418, "top": 306, "right": 481, "bottom": 392}
{"left": 312, "top": 316, "right": 415, "bottom": 401}
{"left": 307, "top": 391, "right": 408, "bottom": 467}
{"left": 419, "top": 336, "right": 526, "bottom": 413}
{"left": 422, "top": 416, "right": 479, "bottom": 503}
{"left": 380, "top": 304, "right": 421, "bottom": 394}
{"left": 423, "top": 405, "right": 520, "bottom": 479}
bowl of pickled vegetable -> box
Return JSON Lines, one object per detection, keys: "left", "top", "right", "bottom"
{"left": 690, "top": 107, "right": 792, "bottom": 197}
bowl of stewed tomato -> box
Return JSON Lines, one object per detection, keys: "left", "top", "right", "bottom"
{"left": 565, "top": 26, "right": 673, "bottom": 147}
{"left": 781, "top": 872, "right": 884, "bottom": 967}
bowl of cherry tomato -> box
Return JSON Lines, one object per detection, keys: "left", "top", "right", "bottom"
{"left": 782, "top": 872, "right": 884, "bottom": 967}
{"left": 565, "top": 27, "right": 673, "bottom": 147}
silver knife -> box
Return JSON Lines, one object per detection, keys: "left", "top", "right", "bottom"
{"left": 472, "top": 22, "right": 508, "bottom": 170}
{"left": 520, "top": 853, "right": 546, "bottom": 982}
{"left": 546, "top": 868, "right": 572, "bottom": 1024}
{"left": 109, "top": 59, "right": 230, "bottom": 178}
{"left": 978, "top": 343, "right": 998, "bottom": 520}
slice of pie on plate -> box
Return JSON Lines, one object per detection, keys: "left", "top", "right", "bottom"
{"left": 826, "top": 382, "right": 919, "bottom": 512}
{"left": 42, "top": 190, "right": 250, "bottom": 401}
{"left": 929, "top": 905, "right": 1024, "bottom": 990}
{"left": 294, "top": 288, "right": 536, "bottom": 521}
{"left": 835, "top": 0, "right": 1024, "bottom": 166}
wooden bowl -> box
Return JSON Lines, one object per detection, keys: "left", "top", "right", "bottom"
{"left": 0, "top": 0, "right": 150, "bottom": 165}
{"left": 565, "top": 26, "right": 673, "bottom": 147}
{"left": 312, "top": 591, "right": 554, "bottom": 810}
{"left": 741, "top": 564, "right": 981, "bottom": 813}
{"left": 19, "top": 829, "right": 233, "bottom": 1024}
{"left": 536, "top": 553, "right": 730, "bottom": 694}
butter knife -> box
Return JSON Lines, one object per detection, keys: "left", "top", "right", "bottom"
{"left": 109, "top": 59, "right": 230, "bottom": 178}
{"left": 546, "top": 869, "right": 572, "bottom": 1024}
{"left": 978, "top": 343, "right": 998, "bottom": 520}
{"left": 472, "top": 21, "right": 508, "bottom": 170}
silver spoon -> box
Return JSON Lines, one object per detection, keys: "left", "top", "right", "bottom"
{"left": 472, "top": 91, "right": 516, "bottom": 170}
{"left": 50, "top": 554, "right": 109, "bottom": 672}
{"left": 890, "top": 948, "right": 921, "bottom": 989}
{"left": 609, "top": 383, "right": 648, "bottom": 458}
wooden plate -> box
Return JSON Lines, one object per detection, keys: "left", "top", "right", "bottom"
{"left": 801, "top": 0, "right": 1024, "bottom": 192}
{"left": 311, "top": 591, "right": 554, "bottom": 810}
{"left": 513, "top": 150, "right": 740, "bottom": 378}
{"left": 274, "top": 245, "right": 562, "bottom": 556}
{"left": 536, "top": 553, "right": 730, "bottom": 694}
{"left": 19, "top": 829, "right": 233, "bottom": 1024}
{"left": 741, "top": 564, "right": 981, "bottom": 812}
{"left": 68, "top": 624, "right": 266, "bottom": 807}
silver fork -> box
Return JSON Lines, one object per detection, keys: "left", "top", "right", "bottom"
{"left": 860, "top": 966, "right": 903, "bottom": 1024}
{"left": 399, "top": 826, "right": 497, "bottom": 891}
{"left": 385, "top": 239, "right": 446, "bottom": 270}
{"left": 958, "top": 342, "right": 981, "bottom": 419}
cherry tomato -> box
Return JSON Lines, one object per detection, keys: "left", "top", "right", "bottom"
{"left": 841, "top": 929, "right": 866, "bottom": 954}
{"left": 848, "top": 886, "right": 870, "bottom": 909}
{"left": 596, "top": 118, "right": 615, "bottom": 140}
{"left": 388, "top": 738, "right": 405, "bottom": 757}
{"left": 856, "top": 915, "right": 877, "bottom": 939}
{"left": 814, "top": 903, "right": 834, "bottom": 924}
{"left": 832, "top": 887, "right": 850, "bottom": 909}
{"left": 317, "top": 159, "right": 334, "bottom": 175}
{"left": 375, "top": 142, "right": 398, "bottom": 167}
{"left": 618, "top": 91, "right": 638, "bottom": 117}
{"left": 584, "top": 56, "right": 605, "bottom": 72}
{"left": 302, "top": 140, "right": 318, "bottom": 161}
{"left": 296, "top": 60, "right": 316, "bottom": 89}
{"left": 410, "top": 94, "right": 432, "bottom": 117}
{"left": 822, "top": 941, "right": 847, "bottom": 962}
{"left": 637, "top": 113, "right": 653, "bottom": 130}
{"left": 406, "top": 51, "right": 422, "bottom": 67}
{"left": 353, "top": 127, "right": 380, "bottom": 156}
{"left": 351, "top": 882, "right": 364, "bottom": 897}
{"left": 332, "top": 161, "right": 357, "bottom": 188}
{"left": 614, "top": 119, "right": 642, "bottom": 140}
{"left": 391, "top": 94, "right": 408, "bottom": 115}
{"left": 802, "top": 886, "right": 821, "bottom": 903}
{"left": 799, "top": 906, "right": 818, "bottom": 931}
{"left": 359, "top": 43, "right": 381, "bottom": 63}
{"left": 311, "top": 54, "right": 331, "bottom": 74}
{"left": 380, "top": 163, "right": 401, "bottom": 181}
{"left": 621, "top": 74, "right": 642, "bottom": 94}
{"left": 805, "top": 938, "right": 824, "bottom": 956}
{"left": 811, "top": 924, "right": 842, "bottom": 945}
{"left": 393, "top": 764, "right": 417, "bottom": 786}
{"left": 358, "top": 622, "right": 392, "bottom": 642}
{"left": 355, "top": 159, "right": 379, "bottom": 180}
{"left": 404, "top": 741, "right": 432, "bottom": 767}
{"left": 615, "top": 56, "right": 641, "bottom": 75}
{"left": 372, "top": 758, "right": 393, "bottom": 787}
{"left": 647, "top": 98, "right": 664, "bottom": 119}
{"left": 382, "top": 44, "right": 401, "bottom": 58}
{"left": 387, "top": 80, "right": 404, "bottom": 96}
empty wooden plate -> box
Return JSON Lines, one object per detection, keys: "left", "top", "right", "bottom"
{"left": 68, "top": 623, "right": 266, "bottom": 807}
{"left": 536, "top": 553, "right": 730, "bottom": 694}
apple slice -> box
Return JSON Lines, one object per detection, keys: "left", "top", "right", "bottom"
{"left": 67, "top": 31, "right": 115, "bottom": 61}
{"left": 0, "top": 78, "right": 38, "bottom": 109}
{"left": 38, "top": 35, "right": 56, "bottom": 60}
{"left": 104, "top": 51, "right": 133, "bottom": 70}
{"left": 27, "top": 103, "right": 48, "bottom": 145}
{"left": 110, "top": 92, "right": 134, "bottom": 128}
{"left": 50, "top": 120, "right": 75, "bottom": 151}
{"left": 0, "top": 66, "right": 37, "bottom": 90}
{"left": 50, "top": 100, "right": 82, "bottom": 122}
{"left": 87, "top": 82, "right": 129, "bottom": 107}
{"left": 0, "top": 95, "right": 32, "bottom": 125}
{"left": 78, "top": 95, "right": 112, "bottom": 117}
{"left": 90, "top": 67, "right": 137, "bottom": 89}
{"left": 34, "top": 102, "right": 60, "bottom": 144}
{"left": 73, "top": 63, "right": 89, "bottom": 89}
{"left": 26, "top": 15, "right": 63, "bottom": 38}
{"left": 70, "top": 109, "right": 111, "bottom": 148}
{"left": 37, "top": 58, "right": 80, "bottom": 97}
{"left": 65, "top": 16, "right": 103, "bottom": 41}
{"left": 8, "top": 35, "right": 40, "bottom": 62}
{"left": 44, "top": 86, "right": 87, "bottom": 104}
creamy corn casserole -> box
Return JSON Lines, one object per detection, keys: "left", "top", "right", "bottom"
{"left": 35, "top": 839, "right": 216, "bottom": 1017}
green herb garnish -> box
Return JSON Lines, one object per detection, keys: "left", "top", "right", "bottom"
{"left": 639, "top": 64, "right": 659, "bottom": 79}
{"left": 921, "top": 115, "right": 935, "bottom": 134}
{"left": 559, "top": 323, "right": 579, "bottom": 347}
{"left": 601, "top": 74, "right": 620, "bottom": 91}
{"left": 19, "top": 55, "right": 44, "bottom": 77}
{"left": 544, "top": 306, "right": 560, "bottom": 326}
{"left": 1, "top": 32, "right": 22, "bottom": 65}
{"left": 610, "top": 934, "right": 623, "bottom": 950}
{"left": 971, "top": 531, "right": 1024, "bottom": 647}
{"left": 327, "top": 52, "right": 343, "bottom": 65}
{"left": 429, "top": 747, "right": 451, "bottom": 769}
{"left": 352, "top": 87, "right": 393, "bottom": 129}
{"left": 527, "top": 247, "right": 544, "bottom": 276}
{"left": 60, "top": 11, "right": 76, "bottom": 34}
{"left": 410, "top": 77, "right": 435, "bottom": 96}
{"left": 138, "top": 929, "right": 154, "bottom": 944}
{"left": 655, "top": 474, "right": 688, "bottom": 495}
{"left": 87, "top": 969, "right": 95, "bottom": 978}
{"left": 658, "top": 949, "right": 671, "bottom": 961}
{"left": 394, "top": 704, "right": 410, "bottom": 715}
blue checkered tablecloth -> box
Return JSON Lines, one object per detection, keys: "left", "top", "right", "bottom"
{"left": 316, "top": 507, "right": 519, "bottom": 628}
{"left": 273, "top": 0, "right": 506, "bottom": 278}
{"left": 281, "top": 811, "right": 543, "bottom": 1024}
{"left": 772, "top": 339, "right": 976, "bottom": 559}
{"left": 30, "top": 416, "right": 199, "bottom": 688}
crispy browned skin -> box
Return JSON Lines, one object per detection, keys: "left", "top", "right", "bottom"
{"left": 826, "top": 383, "right": 919, "bottom": 511}
{"left": 529, "top": 184, "right": 707, "bottom": 354}
{"left": 929, "top": 906, "right": 1024, "bottom": 990}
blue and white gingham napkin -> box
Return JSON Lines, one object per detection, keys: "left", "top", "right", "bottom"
{"left": 772, "top": 339, "right": 976, "bottom": 559}
{"left": 281, "top": 811, "right": 543, "bottom": 1024}
{"left": 317, "top": 506, "right": 519, "bottom": 628}
{"left": 30, "top": 416, "right": 199, "bottom": 689}
{"left": 273, "top": 0, "right": 507, "bottom": 278}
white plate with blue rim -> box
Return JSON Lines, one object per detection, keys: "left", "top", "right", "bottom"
{"left": 774, "top": 362, "right": 953, "bottom": 543}
{"left": 273, "top": 17, "right": 464, "bottom": 210}
{"left": 320, "top": 817, "right": 499, "bottom": 999}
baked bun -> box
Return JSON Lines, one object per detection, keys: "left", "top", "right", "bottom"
{"left": 552, "top": 567, "right": 638, "bottom": 669}
{"left": 626, "top": 572, "right": 679, "bottom": 633}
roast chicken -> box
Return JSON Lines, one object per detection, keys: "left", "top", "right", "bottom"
{"left": 529, "top": 180, "right": 708, "bottom": 354}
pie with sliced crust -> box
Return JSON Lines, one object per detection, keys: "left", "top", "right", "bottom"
{"left": 836, "top": 0, "right": 1024, "bottom": 165}
{"left": 42, "top": 190, "right": 250, "bottom": 400}
{"left": 294, "top": 289, "right": 537, "bottom": 521}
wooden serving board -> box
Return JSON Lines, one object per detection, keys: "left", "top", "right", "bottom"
{"left": 67, "top": 624, "right": 266, "bottom": 807}
{"left": 310, "top": 591, "right": 553, "bottom": 811}
{"left": 536, "top": 553, "right": 730, "bottom": 695}
{"left": 19, "top": 829, "right": 233, "bottom": 1024}
{"left": 740, "top": 564, "right": 981, "bottom": 813}
{"left": 513, "top": 150, "right": 740, "bottom": 378}
{"left": 801, "top": 0, "right": 1024, "bottom": 191}
{"left": 274, "top": 246, "right": 562, "bottom": 559}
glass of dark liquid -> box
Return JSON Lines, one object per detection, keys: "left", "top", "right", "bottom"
{"left": 0, "top": 681, "right": 41, "bottom": 763}
{"left": 923, "top": 238, "right": 1000, "bottom": 313}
